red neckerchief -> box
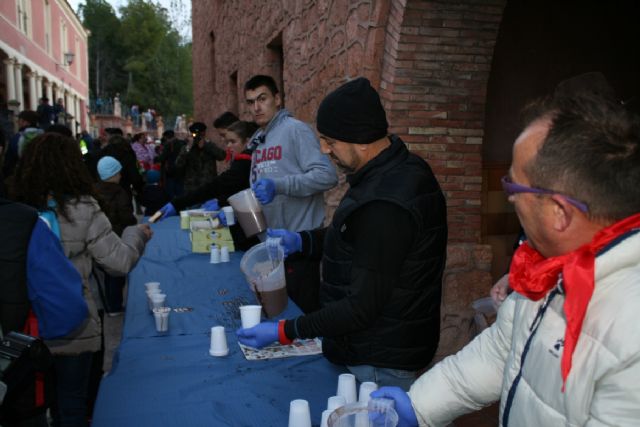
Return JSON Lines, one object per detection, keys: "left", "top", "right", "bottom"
{"left": 509, "top": 212, "right": 640, "bottom": 390}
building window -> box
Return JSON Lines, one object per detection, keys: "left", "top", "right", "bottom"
{"left": 17, "top": 0, "right": 31, "bottom": 37}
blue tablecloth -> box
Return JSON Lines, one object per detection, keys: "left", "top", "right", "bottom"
{"left": 92, "top": 217, "right": 345, "bottom": 427}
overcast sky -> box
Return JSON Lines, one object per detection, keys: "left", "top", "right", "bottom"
{"left": 66, "top": 0, "right": 192, "bottom": 41}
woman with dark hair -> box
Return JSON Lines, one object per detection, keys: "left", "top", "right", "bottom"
{"left": 10, "top": 132, "right": 152, "bottom": 427}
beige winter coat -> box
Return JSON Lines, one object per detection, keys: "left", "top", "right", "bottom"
{"left": 409, "top": 230, "right": 640, "bottom": 426}
{"left": 45, "top": 196, "right": 147, "bottom": 355}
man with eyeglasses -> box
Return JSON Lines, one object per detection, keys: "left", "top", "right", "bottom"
{"left": 372, "top": 93, "right": 640, "bottom": 426}
{"left": 244, "top": 75, "right": 338, "bottom": 313}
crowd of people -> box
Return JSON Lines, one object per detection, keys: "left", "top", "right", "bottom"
{"left": 0, "top": 71, "right": 639, "bottom": 427}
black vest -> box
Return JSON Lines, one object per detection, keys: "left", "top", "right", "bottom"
{"left": 321, "top": 136, "right": 447, "bottom": 370}
{"left": 0, "top": 199, "right": 38, "bottom": 334}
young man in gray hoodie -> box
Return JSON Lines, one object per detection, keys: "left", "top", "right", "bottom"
{"left": 245, "top": 75, "right": 338, "bottom": 312}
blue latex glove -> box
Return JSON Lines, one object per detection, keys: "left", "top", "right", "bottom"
{"left": 202, "top": 198, "right": 219, "bottom": 211}
{"left": 236, "top": 322, "right": 278, "bottom": 349}
{"left": 252, "top": 178, "right": 276, "bottom": 204}
{"left": 370, "top": 387, "right": 419, "bottom": 427}
{"left": 267, "top": 228, "right": 301, "bottom": 257}
{"left": 158, "top": 202, "right": 177, "bottom": 220}
{"left": 217, "top": 210, "right": 227, "bottom": 226}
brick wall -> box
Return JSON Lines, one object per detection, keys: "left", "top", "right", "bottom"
{"left": 379, "top": 0, "right": 505, "bottom": 243}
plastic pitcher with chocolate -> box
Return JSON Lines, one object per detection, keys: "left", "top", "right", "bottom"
{"left": 239, "top": 242, "right": 287, "bottom": 317}
{"left": 227, "top": 189, "right": 267, "bottom": 238}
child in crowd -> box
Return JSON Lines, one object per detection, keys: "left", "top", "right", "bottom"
{"left": 142, "top": 169, "right": 168, "bottom": 216}
{"left": 95, "top": 156, "right": 138, "bottom": 315}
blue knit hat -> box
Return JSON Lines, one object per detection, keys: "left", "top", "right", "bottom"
{"left": 97, "top": 156, "right": 122, "bottom": 181}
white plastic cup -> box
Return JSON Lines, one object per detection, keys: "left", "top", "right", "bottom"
{"left": 336, "top": 373, "right": 357, "bottom": 404}
{"left": 222, "top": 206, "right": 235, "bottom": 226}
{"left": 327, "top": 395, "right": 347, "bottom": 412}
{"left": 153, "top": 307, "right": 170, "bottom": 332}
{"left": 288, "top": 399, "right": 311, "bottom": 427}
{"left": 150, "top": 293, "right": 166, "bottom": 310}
{"left": 220, "top": 246, "right": 230, "bottom": 263}
{"left": 209, "top": 326, "right": 229, "bottom": 357}
{"left": 358, "top": 381, "right": 378, "bottom": 403}
{"left": 146, "top": 288, "right": 161, "bottom": 296}
{"left": 210, "top": 246, "right": 221, "bottom": 264}
{"left": 239, "top": 305, "right": 262, "bottom": 329}
{"left": 146, "top": 288, "right": 161, "bottom": 311}
{"left": 144, "top": 282, "right": 160, "bottom": 292}
{"left": 320, "top": 409, "right": 332, "bottom": 427}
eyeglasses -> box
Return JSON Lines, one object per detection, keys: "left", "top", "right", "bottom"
{"left": 501, "top": 175, "right": 589, "bottom": 213}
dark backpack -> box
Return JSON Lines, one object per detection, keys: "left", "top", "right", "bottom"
{"left": 0, "top": 328, "right": 55, "bottom": 422}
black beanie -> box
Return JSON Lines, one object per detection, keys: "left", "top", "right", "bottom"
{"left": 316, "top": 77, "right": 388, "bottom": 144}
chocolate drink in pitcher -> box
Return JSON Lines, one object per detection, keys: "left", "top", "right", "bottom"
{"left": 256, "top": 287, "right": 288, "bottom": 318}
{"left": 235, "top": 210, "right": 267, "bottom": 237}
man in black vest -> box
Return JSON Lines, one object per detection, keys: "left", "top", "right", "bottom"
{"left": 237, "top": 78, "right": 448, "bottom": 389}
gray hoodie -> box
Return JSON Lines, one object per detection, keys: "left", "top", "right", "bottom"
{"left": 250, "top": 109, "right": 337, "bottom": 231}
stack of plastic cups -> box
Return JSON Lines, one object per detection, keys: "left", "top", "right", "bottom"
{"left": 288, "top": 399, "right": 311, "bottom": 427}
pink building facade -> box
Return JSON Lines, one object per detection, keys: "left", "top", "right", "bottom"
{"left": 0, "top": 0, "right": 89, "bottom": 132}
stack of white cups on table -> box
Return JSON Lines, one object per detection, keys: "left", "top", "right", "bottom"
{"left": 289, "top": 373, "right": 382, "bottom": 427}
{"left": 210, "top": 245, "right": 231, "bottom": 264}
{"left": 145, "top": 282, "right": 170, "bottom": 332}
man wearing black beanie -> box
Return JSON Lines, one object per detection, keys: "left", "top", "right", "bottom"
{"left": 238, "top": 77, "right": 448, "bottom": 390}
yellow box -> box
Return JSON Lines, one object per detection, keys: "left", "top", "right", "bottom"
{"left": 189, "top": 219, "right": 234, "bottom": 253}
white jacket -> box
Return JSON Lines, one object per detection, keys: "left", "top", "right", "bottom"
{"left": 409, "top": 230, "right": 640, "bottom": 426}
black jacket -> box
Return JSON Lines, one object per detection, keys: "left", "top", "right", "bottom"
{"left": 0, "top": 199, "right": 37, "bottom": 334}
{"left": 288, "top": 135, "right": 448, "bottom": 370}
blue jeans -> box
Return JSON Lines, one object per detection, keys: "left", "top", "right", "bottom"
{"left": 346, "top": 365, "right": 418, "bottom": 391}
{"left": 52, "top": 353, "right": 93, "bottom": 427}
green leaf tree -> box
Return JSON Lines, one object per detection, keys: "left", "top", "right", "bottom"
{"left": 79, "top": 0, "right": 193, "bottom": 126}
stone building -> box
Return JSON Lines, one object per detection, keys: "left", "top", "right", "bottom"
{"left": 0, "top": 0, "right": 90, "bottom": 132}
{"left": 192, "top": 0, "right": 640, "bottom": 357}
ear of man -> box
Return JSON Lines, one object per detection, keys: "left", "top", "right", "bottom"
{"left": 550, "top": 194, "right": 575, "bottom": 232}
